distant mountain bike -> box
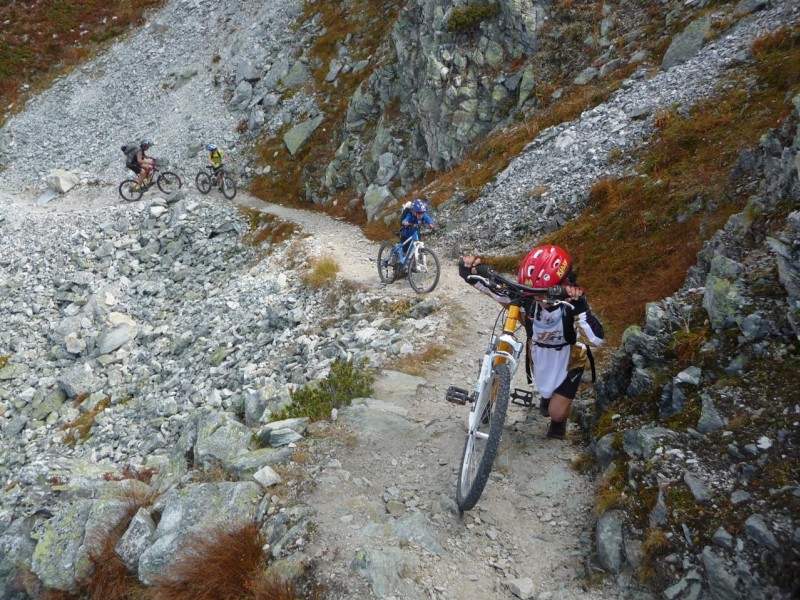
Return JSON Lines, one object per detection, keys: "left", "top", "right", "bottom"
{"left": 445, "top": 268, "right": 571, "bottom": 511}
{"left": 377, "top": 223, "right": 441, "bottom": 294}
{"left": 195, "top": 165, "right": 237, "bottom": 200}
{"left": 119, "top": 160, "right": 182, "bottom": 202}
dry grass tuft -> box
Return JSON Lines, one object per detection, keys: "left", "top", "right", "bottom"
{"left": 78, "top": 482, "right": 157, "bottom": 599}
{"left": 247, "top": 572, "right": 303, "bottom": 600}
{"left": 302, "top": 256, "right": 340, "bottom": 288}
{"left": 62, "top": 396, "right": 111, "bottom": 445}
{"left": 240, "top": 208, "right": 300, "bottom": 249}
{"left": 387, "top": 342, "right": 452, "bottom": 376}
{"left": 150, "top": 523, "right": 294, "bottom": 600}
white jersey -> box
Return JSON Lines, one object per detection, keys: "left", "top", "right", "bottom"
{"left": 527, "top": 301, "right": 603, "bottom": 398}
{"left": 469, "top": 278, "right": 605, "bottom": 399}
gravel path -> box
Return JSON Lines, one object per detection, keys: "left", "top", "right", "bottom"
{"left": 234, "top": 192, "right": 639, "bottom": 599}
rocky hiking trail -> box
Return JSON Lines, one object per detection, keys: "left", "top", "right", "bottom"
{"left": 7, "top": 182, "right": 636, "bottom": 600}
{"left": 235, "top": 194, "right": 637, "bottom": 599}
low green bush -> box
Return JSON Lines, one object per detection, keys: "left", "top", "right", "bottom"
{"left": 447, "top": 3, "right": 502, "bottom": 34}
{"left": 271, "top": 358, "right": 376, "bottom": 422}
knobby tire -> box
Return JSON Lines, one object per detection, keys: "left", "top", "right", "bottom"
{"left": 195, "top": 171, "right": 212, "bottom": 194}
{"left": 407, "top": 247, "right": 440, "bottom": 294}
{"left": 221, "top": 173, "right": 237, "bottom": 200}
{"left": 456, "top": 362, "right": 511, "bottom": 512}
{"left": 157, "top": 171, "right": 182, "bottom": 194}
{"left": 377, "top": 241, "right": 397, "bottom": 284}
{"left": 119, "top": 179, "right": 143, "bottom": 202}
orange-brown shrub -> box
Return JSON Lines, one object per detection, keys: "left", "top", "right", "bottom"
{"left": 150, "top": 522, "right": 296, "bottom": 600}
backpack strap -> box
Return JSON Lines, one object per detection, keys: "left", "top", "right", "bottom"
{"left": 525, "top": 335, "right": 533, "bottom": 384}
{"left": 587, "top": 347, "right": 596, "bottom": 382}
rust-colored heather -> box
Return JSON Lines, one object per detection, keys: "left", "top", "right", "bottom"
{"left": 0, "top": 1, "right": 165, "bottom": 126}
{"left": 547, "top": 28, "right": 800, "bottom": 345}
{"left": 86, "top": 551, "right": 147, "bottom": 600}
{"left": 247, "top": 572, "right": 302, "bottom": 600}
{"left": 85, "top": 486, "right": 158, "bottom": 599}
{"left": 40, "top": 591, "right": 81, "bottom": 600}
{"left": 151, "top": 523, "right": 270, "bottom": 600}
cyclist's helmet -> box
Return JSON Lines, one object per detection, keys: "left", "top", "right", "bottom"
{"left": 206, "top": 144, "right": 217, "bottom": 152}
{"left": 517, "top": 245, "right": 571, "bottom": 287}
{"left": 411, "top": 198, "right": 428, "bottom": 213}
{"left": 140, "top": 139, "right": 153, "bottom": 149}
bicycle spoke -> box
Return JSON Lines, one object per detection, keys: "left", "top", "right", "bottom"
{"left": 456, "top": 362, "right": 510, "bottom": 511}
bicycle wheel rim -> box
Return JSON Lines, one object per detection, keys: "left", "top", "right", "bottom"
{"left": 407, "top": 248, "right": 440, "bottom": 294}
{"left": 456, "top": 362, "right": 511, "bottom": 511}
{"left": 118, "top": 179, "right": 142, "bottom": 202}
{"left": 195, "top": 171, "right": 212, "bottom": 194}
{"left": 377, "top": 241, "right": 397, "bottom": 284}
{"left": 157, "top": 171, "right": 182, "bottom": 193}
{"left": 221, "top": 174, "right": 237, "bottom": 199}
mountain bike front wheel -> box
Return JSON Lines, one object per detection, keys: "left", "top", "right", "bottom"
{"left": 119, "top": 179, "right": 143, "bottom": 202}
{"left": 407, "top": 247, "right": 440, "bottom": 294}
{"left": 377, "top": 241, "right": 398, "bottom": 284}
{"left": 220, "top": 172, "right": 237, "bottom": 199}
{"left": 456, "top": 362, "right": 511, "bottom": 512}
{"left": 195, "top": 171, "right": 212, "bottom": 194}
{"left": 157, "top": 171, "right": 182, "bottom": 194}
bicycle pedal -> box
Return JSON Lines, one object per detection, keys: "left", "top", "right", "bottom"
{"left": 446, "top": 386, "right": 472, "bottom": 405}
{"left": 510, "top": 388, "right": 534, "bottom": 407}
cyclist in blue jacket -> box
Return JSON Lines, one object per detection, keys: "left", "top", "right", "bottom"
{"left": 400, "top": 198, "right": 436, "bottom": 244}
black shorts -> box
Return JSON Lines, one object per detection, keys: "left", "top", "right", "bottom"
{"left": 129, "top": 164, "right": 141, "bottom": 174}
{"left": 548, "top": 368, "right": 584, "bottom": 400}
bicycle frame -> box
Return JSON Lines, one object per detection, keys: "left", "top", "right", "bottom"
{"left": 394, "top": 228, "right": 424, "bottom": 268}
{"left": 468, "top": 306, "right": 524, "bottom": 434}
{"left": 448, "top": 268, "right": 570, "bottom": 511}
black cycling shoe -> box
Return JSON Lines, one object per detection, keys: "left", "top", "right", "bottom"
{"left": 546, "top": 420, "right": 567, "bottom": 439}
{"left": 539, "top": 397, "right": 550, "bottom": 417}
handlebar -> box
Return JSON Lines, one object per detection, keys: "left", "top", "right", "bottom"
{"left": 466, "top": 267, "right": 573, "bottom": 303}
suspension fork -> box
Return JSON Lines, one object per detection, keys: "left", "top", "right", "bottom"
{"left": 493, "top": 305, "right": 521, "bottom": 366}
{"left": 472, "top": 305, "right": 522, "bottom": 417}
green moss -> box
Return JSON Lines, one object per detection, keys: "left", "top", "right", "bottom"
{"left": 210, "top": 348, "right": 228, "bottom": 367}
{"left": 664, "top": 396, "right": 702, "bottom": 431}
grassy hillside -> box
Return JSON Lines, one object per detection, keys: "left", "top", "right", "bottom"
{"left": 0, "top": 0, "right": 164, "bottom": 127}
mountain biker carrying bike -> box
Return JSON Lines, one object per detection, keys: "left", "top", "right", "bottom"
{"left": 130, "top": 139, "right": 155, "bottom": 190}
{"left": 459, "top": 246, "right": 604, "bottom": 439}
{"left": 206, "top": 144, "right": 226, "bottom": 190}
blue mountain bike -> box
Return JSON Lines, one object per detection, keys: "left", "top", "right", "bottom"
{"left": 377, "top": 224, "right": 441, "bottom": 294}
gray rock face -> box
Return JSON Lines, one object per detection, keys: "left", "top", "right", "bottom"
{"left": 137, "top": 482, "right": 262, "bottom": 584}
{"left": 744, "top": 514, "right": 780, "bottom": 551}
{"left": 284, "top": 114, "right": 325, "bottom": 156}
{"left": 596, "top": 510, "right": 624, "bottom": 575}
{"left": 592, "top": 91, "right": 800, "bottom": 599}
{"left": 661, "top": 15, "right": 712, "bottom": 70}
{"left": 115, "top": 508, "right": 156, "bottom": 571}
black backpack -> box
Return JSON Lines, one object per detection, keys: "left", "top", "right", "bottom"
{"left": 121, "top": 144, "right": 139, "bottom": 168}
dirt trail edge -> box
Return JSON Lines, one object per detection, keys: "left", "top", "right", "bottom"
{"left": 241, "top": 195, "right": 635, "bottom": 600}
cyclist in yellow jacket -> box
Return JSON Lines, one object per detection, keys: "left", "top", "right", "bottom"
{"left": 206, "top": 144, "right": 226, "bottom": 190}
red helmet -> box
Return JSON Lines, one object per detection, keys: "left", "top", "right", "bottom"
{"left": 517, "top": 245, "right": 571, "bottom": 287}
